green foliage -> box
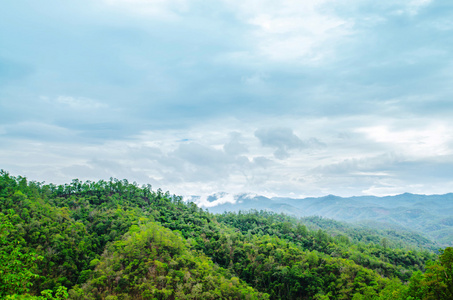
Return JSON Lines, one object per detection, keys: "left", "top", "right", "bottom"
{"left": 4, "top": 286, "right": 69, "bottom": 300}
{"left": 0, "top": 170, "right": 452, "bottom": 299}
{"left": 0, "top": 211, "right": 40, "bottom": 297}
{"left": 80, "top": 222, "right": 267, "bottom": 299}
{"left": 404, "top": 247, "right": 453, "bottom": 300}
{"left": 218, "top": 210, "right": 435, "bottom": 282}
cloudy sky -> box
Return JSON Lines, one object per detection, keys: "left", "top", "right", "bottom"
{"left": 1, "top": 0, "right": 453, "bottom": 198}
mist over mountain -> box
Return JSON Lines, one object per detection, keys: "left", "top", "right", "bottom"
{"left": 190, "top": 192, "right": 453, "bottom": 246}
{"left": 2, "top": 0, "right": 453, "bottom": 298}
{"left": 3, "top": 170, "right": 453, "bottom": 299}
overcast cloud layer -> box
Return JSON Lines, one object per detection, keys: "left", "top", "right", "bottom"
{"left": 1, "top": 0, "right": 453, "bottom": 198}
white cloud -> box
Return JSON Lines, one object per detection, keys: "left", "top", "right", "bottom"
{"left": 220, "top": 0, "right": 353, "bottom": 64}
{"left": 40, "top": 95, "right": 108, "bottom": 110}
{"left": 357, "top": 124, "right": 453, "bottom": 157}
{"left": 2, "top": 115, "right": 453, "bottom": 198}
{"left": 403, "top": 0, "right": 432, "bottom": 15}
{"left": 362, "top": 182, "right": 416, "bottom": 197}
{"left": 188, "top": 193, "right": 237, "bottom": 208}
{"left": 362, "top": 178, "right": 453, "bottom": 197}
{"left": 1, "top": 0, "right": 452, "bottom": 199}
{"left": 101, "top": 0, "right": 354, "bottom": 64}
{"left": 56, "top": 96, "right": 107, "bottom": 109}
{"left": 101, "top": 0, "right": 189, "bottom": 19}
{"left": 241, "top": 72, "right": 269, "bottom": 86}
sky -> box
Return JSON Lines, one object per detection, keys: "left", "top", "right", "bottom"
{"left": 1, "top": 0, "right": 453, "bottom": 199}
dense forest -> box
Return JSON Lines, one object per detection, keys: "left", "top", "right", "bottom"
{"left": 1, "top": 170, "right": 452, "bottom": 299}
{"left": 204, "top": 193, "right": 453, "bottom": 247}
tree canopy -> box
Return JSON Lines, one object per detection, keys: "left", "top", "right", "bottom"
{"left": 0, "top": 170, "right": 451, "bottom": 299}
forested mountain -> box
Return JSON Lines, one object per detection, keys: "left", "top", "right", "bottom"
{"left": 1, "top": 170, "right": 453, "bottom": 299}
{"left": 199, "top": 193, "right": 453, "bottom": 247}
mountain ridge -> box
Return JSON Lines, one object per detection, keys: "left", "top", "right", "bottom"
{"left": 192, "top": 192, "right": 453, "bottom": 246}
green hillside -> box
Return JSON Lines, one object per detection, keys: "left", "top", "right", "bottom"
{"left": 206, "top": 193, "right": 453, "bottom": 247}
{"left": 1, "top": 170, "right": 452, "bottom": 299}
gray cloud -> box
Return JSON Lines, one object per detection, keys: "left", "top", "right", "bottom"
{"left": 223, "top": 132, "right": 249, "bottom": 155}
{"left": 255, "top": 127, "right": 322, "bottom": 159}
{"left": 171, "top": 142, "right": 235, "bottom": 167}
{"left": 1, "top": 0, "right": 452, "bottom": 197}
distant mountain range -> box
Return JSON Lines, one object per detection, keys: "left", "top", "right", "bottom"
{"left": 187, "top": 193, "right": 453, "bottom": 246}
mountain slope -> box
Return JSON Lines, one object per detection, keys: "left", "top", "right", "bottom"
{"left": 202, "top": 193, "right": 453, "bottom": 246}
{"left": 1, "top": 170, "right": 451, "bottom": 300}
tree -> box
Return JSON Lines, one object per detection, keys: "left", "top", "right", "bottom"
{"left": 0, "top": 212, "right": 40, "bottom": 297}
